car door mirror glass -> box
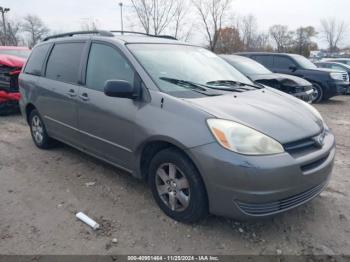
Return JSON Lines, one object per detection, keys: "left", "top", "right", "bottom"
{"left": 104, "top": 80, "right": 136, "bottom": 99}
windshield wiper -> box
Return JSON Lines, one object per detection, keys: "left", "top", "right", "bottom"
{"left": 206, "top": 80, "right": 263, "bottom": 90}
{"left": 160, "top": 77, "right": 245, "bottom": 93}
{"left": 160, "top": 77, "right": 208, "bottom": 91}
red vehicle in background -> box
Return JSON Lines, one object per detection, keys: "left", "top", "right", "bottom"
{"left": 0, "top": 46, "right": 31, "bottom": 115}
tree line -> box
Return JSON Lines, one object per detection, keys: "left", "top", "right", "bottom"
{"left": 1, "top": 0, "right": 348, "bottom": 57}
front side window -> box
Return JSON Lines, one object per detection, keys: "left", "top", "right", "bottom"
{"left": 46, "top": 42, "right": 85, "bottom": 84}
{"left": 86, "top": 43, "right": 135, "bottom": 92}
{"left": 24, "top": 44, "right": 50, "bottom": 76}
{"left": 273, "top": 56, "right": 296, "bottom": 69}
{"left": 128, "top": 44, "right": 253, "bottom": 95}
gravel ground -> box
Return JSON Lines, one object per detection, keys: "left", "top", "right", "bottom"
{"left": 0, "top": 96, "right": 349, "bottom": 255}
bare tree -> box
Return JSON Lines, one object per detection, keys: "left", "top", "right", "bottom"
{"left": 252, "top": 33, "right": 272, "bottom": 51}
{"left": 21, "top": 15, "right": 49, "bottom": 48}
{"left": 129, "top": 0, "right": 152, "bottom": 33}
{"left": 269, "top": 24, "right": 293, "bottom": 52}
{"left": 173, "top": 0, "right": 189, "bottom": 39}
{"left": 320, "top": 18, "right": 348, "bottom": 52}
{"left": 239, "top": 14, "right": 258, "bottom": 51}
{"left": 129, "top": 0, "right": 176, "bottom": 35}
{"left": 293, "top": 26, "right": 317, "bottom": 56}
{"left": 0, "top": 19, "right": 22, "bottom": 46}
{"left": 192, "top": 0, "right": 232, "bottom": 51}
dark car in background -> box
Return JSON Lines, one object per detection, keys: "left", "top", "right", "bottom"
{"left": 238, "top": 52, "right": 349, "bottom": 103}
{"left": 221, "top": 55, "right": 314, "bottom": 103}
{"left": 0, "top": 46, "right": 31, "bottom": 115}
{"left": 315, "top": 61, "right": 350, "bottom": 95}
{"left": 322, "top": 58, "right": 350, "bottom": 66}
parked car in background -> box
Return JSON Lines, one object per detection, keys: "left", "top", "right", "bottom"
{"left": 238, "top": 52, "right": 349, "bottom": 103}
{"left": 221, "top": 55, "right": 314, "bottom": 103}
{"left": 19, "top": 31, "right": 335, "bottom": 223}
{"left": 0, "top": 46, "right": 31, "bottom": 115}
{"left": 315, "top": 61, "right": 350, "bottom": 95}
{"left": 322, "top": 58, "right": 350, "bottom": 66}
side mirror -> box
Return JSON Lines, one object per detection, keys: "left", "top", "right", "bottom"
{"left": 104, "top": 80, "right": 138, "bottom": 99}
{"left": 289, "top": 65, "right": 297, "bottom": 72}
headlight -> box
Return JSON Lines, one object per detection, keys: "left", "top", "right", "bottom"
{"left": 330, "top": 72, "right": 344, "bottom": 81}
{"left": 207, "top": 119, "right": 284, "bottom": 155}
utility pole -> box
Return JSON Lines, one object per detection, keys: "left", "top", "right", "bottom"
{"left": 119, "top": 2, "right": 124, "bottom": 34}
{"left": 0, "top": 7, "right": 10, "bottom": 45}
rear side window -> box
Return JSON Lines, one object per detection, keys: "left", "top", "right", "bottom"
{"left": 46, "top": 42, "right": 85, "bottom": 84}
{"left": 24, "top": 44, "right": 50, "bottom": 76}
{"left": 85, "top": 43, "right": 135, "bottom": 92}
{"left": 273, "top": 56, "right": 296, "bottom": 69}
{"left": 252, "top": 55, "right": 273, "bottom": 68}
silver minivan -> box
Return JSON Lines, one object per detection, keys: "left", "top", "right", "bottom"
{"left": 19, "top": 31, "right": 335, "bottom": 223}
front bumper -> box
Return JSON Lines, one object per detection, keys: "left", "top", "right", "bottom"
{"left": 293, "top": 88, "right": 314, "bottom": 103}
{"left": 187, "top": 131, "right": 335, "bottom": 220}
{"left": 325, "top": 81, "right": 349, "bottom": 98}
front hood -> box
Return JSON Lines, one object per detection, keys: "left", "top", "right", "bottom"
{"left": 251, "top": 73, "right": 311, "bottom": 87}
{"left": 305, "top": 67, "right": 343, "bottom": 74}
{"left": 186, "top": 88, "right": 323, "bottom": 144}
{"left": 0, "top": 54, "right": 25, "bottom": 68}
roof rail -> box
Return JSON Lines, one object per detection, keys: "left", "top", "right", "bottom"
{"left": 110, "top": 31, "right": 177, "bottom": 40}
{"left": 43, "top": 30, "right": 114, "bottom": 41}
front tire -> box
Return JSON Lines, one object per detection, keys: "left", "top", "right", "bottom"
{"left": 149, "top": 148, "right": 208, "bottom": 223}
{"left": 29, "top": 109, "right": 55, "bottom": 149}
{"left": 311, "top": 82, "right": 324, "bottom": 103}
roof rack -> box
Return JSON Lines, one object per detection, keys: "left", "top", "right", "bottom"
{"left": 110, "top": 31, "right": 177, "bottom": 40}
{"left": 43, "top": 30, "right": 178, "bottom": 42}
{"left": 43, "top": 30, "right": 114, "bottom": 41}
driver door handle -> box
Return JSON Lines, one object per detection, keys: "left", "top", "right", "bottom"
{"left": 79, "top": 92, "right": 90, "bottom": 101}
{"left": 67, "top": 89, "right": 77, "bottom": 97}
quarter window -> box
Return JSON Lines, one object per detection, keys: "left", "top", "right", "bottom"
{"left": 24, "top": 44, "right": 50, "bottom": 76}
{"left": 86, "top": 43, "right": 135, "bottom": 92}
{"left": 46, "top": 42, "right": 85, "bottom": 84}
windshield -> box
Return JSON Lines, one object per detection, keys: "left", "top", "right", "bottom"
{"left": 0, "top": 49, "right": 31, "bottom": 59}
{"left": 128, "top": 44, "right": 254, "bottom": 95}
{"left": 291, "top": 54, "right": 317, "bottom": 69}
{"left": 225, "top": 56, "right": 272, "bottom": 75}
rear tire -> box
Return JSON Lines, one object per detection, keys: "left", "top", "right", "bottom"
{"left": 149, "top": 148, "right": 208, "bottom": 223}
{"left": 29, "top": 109, "right": 55, "bottom": 149}
{"left": 311, "top": 83, "right": 324, "bottom": 103}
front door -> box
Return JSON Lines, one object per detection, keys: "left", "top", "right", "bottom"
{"left": 77, "top": 42, "right": 138, "bottom": 170}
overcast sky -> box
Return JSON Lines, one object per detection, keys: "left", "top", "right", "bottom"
{"left": 4, "top": 0, "right": 350, "bottom": 48}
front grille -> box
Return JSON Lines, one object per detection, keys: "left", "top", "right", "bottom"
{"left": 342, "top": 73, "right": 349, "bottom": 82}
{"left": 284, "top": 137, "right": 318, "bottom": 153}
{"left": 284, "top": 129, "right": 326, "bottom": 154}
{"left": 236, "top": 182, "right": 326, "bottom": 216}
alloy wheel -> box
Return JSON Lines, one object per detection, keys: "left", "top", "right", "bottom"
{"left": 31, "top": 115, "right": 44, "bottom": 144}
{"left": 155, "top": 163, "right": 190, "bottom": 212}
{"left": 311, "top": 86, "right": 319, "bottom": 102}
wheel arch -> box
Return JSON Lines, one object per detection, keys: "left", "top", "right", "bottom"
{"left": 25, "top": 103, "right": 37, "bottom": 124}
{"left": 135, "top": 137, "right": 199, "bottom": 182}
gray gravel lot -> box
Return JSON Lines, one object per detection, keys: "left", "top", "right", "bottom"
{"left": 0, "top": 96, "right": 349, "bottom": 255}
